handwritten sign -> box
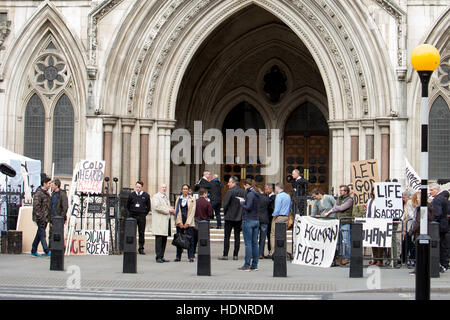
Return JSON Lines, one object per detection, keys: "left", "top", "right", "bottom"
{"left": 354, "top": 218, "right": 393, "bottom": 247}
{"left": 351, "top": 159, "right": 379, "bottom": 206}
{"left": 369, "top": 182, "right": 404, "bottom": 219}
{"left": 75, "top": 230, "right": 110, "bottom": 255}
{"left": 76, "top": 160, "right": 105, "bottom": 194}
{"left": 64, "top": 234, "right": 86, "bottom": 255}
{"left": 293, "top": 216, "right": 340, "bottom": 268}
{"left": 405, "top": 158, "right": 421, "bottom": 193}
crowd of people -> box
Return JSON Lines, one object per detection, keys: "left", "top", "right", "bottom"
{"left": 29, "top": 170, "right": 449, "bottom": 274}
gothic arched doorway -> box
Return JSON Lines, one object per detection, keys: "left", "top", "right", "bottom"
{"left": 284, "top": 102, "right": 329, "bottom": 194}
{"left": 221, "top": 101, "right": 266, "bottom": 198}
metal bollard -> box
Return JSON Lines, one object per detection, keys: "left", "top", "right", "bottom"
{"left": 50, "top": 216, "right": 64, "bottom": 271}
{"left": 349, "top": 223, "right": 363, "bottom": 278}
{"left": 429, "top": 222, "right": 440, "bottom": 278}
{"left": 123, "top": 218, "right": 137, "bottom": 274}
{"left": 197, "top": 221, "right": 211, "bottom": 276}
{"left": 273, "top": 222, "right": 287, "bottom": 277}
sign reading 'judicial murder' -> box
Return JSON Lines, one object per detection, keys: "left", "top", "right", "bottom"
{"left": 75, "top": 230, "right": 110, "bottom": 255}
{"left": 351, "top": 159, "right": 379, "bottom": 206}
{"left": 354, "top": 218, "right": 394, "bottom": 247}
{"left": 76, "top": 160, "right": 105, "bottom": 194}
{"left": 369, "top": 182, "right": 404, "bottom": 219}
{"left": 293, "top": 216, "right": 340, "bottom": 268}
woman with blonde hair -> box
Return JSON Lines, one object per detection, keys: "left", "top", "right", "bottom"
{"left": 404, "top": 191, "right": 420, "bottom": 266}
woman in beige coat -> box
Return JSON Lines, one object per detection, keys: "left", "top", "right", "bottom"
{"left": 152, "top": 184, "right": 175, "bottom": 263}
{"left": 174, "top": 184, "right": 196, "bottom": 262}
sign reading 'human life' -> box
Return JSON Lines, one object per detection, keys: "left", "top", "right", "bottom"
{"left": 369, "top": 182, "right": 404, "bottom": 219}
{"left": 293, "top": 216, "right": 340, "bottom": 268}
{"left": 350, "top": 159, "right": 379, "bottom": 206}
{"left": 76, "top": 160, "right": 105, "bottom": 194}
{"left": 354, "top": 218, "right": 393, "bottom": 247}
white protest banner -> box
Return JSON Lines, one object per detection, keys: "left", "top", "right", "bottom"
{"left": 350, "top": 159, "right": 379, "bottom": 206}
{"left": 354, "top": 218, "right": 394, "bottom": 247}
{"left": 76, "top": 160, "right": 105, "bottom": 194}
{"left": 405, "top": 158, "right": 421, "bottom": 193}
{"left": 293, "top": 215, "right": 340, "bottom": 268}
{"left": 368, "top": 182, "right": 404, "bottom": 219}
{"left": 75, "top": 230, "right": 110, "bottom": 255}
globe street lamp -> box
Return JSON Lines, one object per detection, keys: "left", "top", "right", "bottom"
{"left": 411, "top": 44, "right": 440, "bottom": 301}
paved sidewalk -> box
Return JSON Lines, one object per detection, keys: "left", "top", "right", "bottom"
{"left": 1, "top": 242, "right": 449, "bottom": 300}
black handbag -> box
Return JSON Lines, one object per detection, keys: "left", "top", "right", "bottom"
{"left": 172, "top": 231, "right": 192, "bottom": 249}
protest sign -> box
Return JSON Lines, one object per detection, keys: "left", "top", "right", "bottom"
{"left": 292, "top": 216, "right": 340, "bottom": 268}
{"left": 351, "top": 159, "right": 379, "bottom": 206}
{"left": 405, "top": 158, "right": 421, "bottom": 193}
{"left": 354, "top": 218, "right": 393, "bottom": 247}
{"left": 368, "top": 182, "right": 404, "bottom": 219}
{"left": 76, "top": 160, "right": 105, "bottom": 194}
{"left": 64, "top": 234, "right": 86, "bottom": 255}
{"left": 75, "top": 230, "right": 110, "bottom": 255}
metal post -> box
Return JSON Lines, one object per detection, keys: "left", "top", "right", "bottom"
{"left": 273, "top": 222, "right": 287, "bottom": 277}
{"left": 123, "top": 218, "right": 137, "bottom": 273}
{"left": 197, "top": 221, "right": 211, "bottom": 276}
{"left": 416, "top": 70, "right": 432, "bottom": 300}
{"left": 50, "top": 216, "right": 64, "bottom": 271}
{"left": 350, "top": 223, "right": 363, "bottom": 278}
{"left": 429, "top": 221, "right": 440, "bottom": 278}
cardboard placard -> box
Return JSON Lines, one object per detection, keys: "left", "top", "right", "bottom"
{"left": 351, "top": 159, "right": 379, "bottom": 206}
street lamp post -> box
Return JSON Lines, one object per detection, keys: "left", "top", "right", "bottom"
{"left": 411, "top": 44, "right": 440, "bottom": 301}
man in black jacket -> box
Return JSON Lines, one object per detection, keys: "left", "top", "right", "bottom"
{"left": 194, "top": 171, "right": 211, "bottom": 192}
{"left": 256, "top": 188, "right": 271, "bottom": 259}
{"left": 209, "top": 174, "right": 222, "bottom": 229}
{"left": 430, "top": 184, "right": 449, "bottom": 272}
{"left": 219, "top": 176, "right": 245, "bottom": 260}
{"left": 126, "top": 181, "right": 151, "bottom": 254}
{"left": 264, "top": 184, "right": 275, "bottom": 255}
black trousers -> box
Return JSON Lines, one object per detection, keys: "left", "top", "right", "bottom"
{"left": 32, "top": 221, "right": 49, "bottom": 254}
{"left": 129, "top": 212, "right": 146, "bottom": 250}
{"left": 440, "top": 232, "right": 449, "bottom": 268}
{"left": 266, "top": 216, "right": 273, "bottom": 252}
{"left": 223, "top": 220, "right": 241, "bottom": 257}
{"left": 155, "top": 235, "right": 167, "bottom": 260}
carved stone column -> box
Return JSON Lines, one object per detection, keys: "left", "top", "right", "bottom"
{"left": 139, "top": 119, "right": 154, "bottom": 190}
{"left": 329, "top": 121, "right": 344, "bottom": 195}
{"left": 378, "top": 119, "right": 390, "bottom": 182}
{"left": 102, "top": 117, "right": 118, "bottom": 180}
{"left": 347, "top": 121, "right": 360, "bottom": 163}
{"left": 362, "top": 120, "right": 375, "bottom": 160}
{"left": 121, "top": 118, "right": 136, "bottom": 189}
{"left": 157, "top": 120, "right": 176, "bottom": 191}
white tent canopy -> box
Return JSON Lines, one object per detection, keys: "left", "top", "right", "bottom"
{"left": 0, "top": 146, "right": 41, "bottom": 195}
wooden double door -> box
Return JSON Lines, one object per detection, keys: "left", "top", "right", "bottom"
{"left": 284, "top": 135, "right": 329, "bottom": 195}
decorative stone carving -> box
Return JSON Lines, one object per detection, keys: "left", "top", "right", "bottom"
{"left": 33, "top": 54, "right": 69, "bottom": 92}
{"left": 263, "top": 65, "right": 287, "bottom": 103}
{"left": 0, "top": 20, "right": 11, "bottom": 50}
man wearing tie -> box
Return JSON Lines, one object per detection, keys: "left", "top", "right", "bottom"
{"left": 151, "top": 184, "right": 175, "bottom": 263}
{"left": 291, "top": 169, "right": 308, "bottom": 216}
{"left": 126, "top": 181, "right": 151, "bottom": 255}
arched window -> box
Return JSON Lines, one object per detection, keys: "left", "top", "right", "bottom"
{"left": 24, "top": 94, "right": 45, "bottom": 164}
{"left": 52, "top": 94, "right": 74, "bottom": 175}
{"left": 429, "top": 96, "right": 450, "bottom": 180}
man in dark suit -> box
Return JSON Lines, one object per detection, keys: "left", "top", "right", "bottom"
{"left": 291, "top": 169, "right": 308, "bottom": 216}
{"left": 264, "top": 184, "right": 276, "bottom": 256}
{"left": 194, "top": 171, "right": 211, "bottom": 192}
{"left": 219, "top": 176, "right": 245, "bottom": 260}
{"left": 209, "top": 174, "right": 222, "bottom": 229}
{"left": 430, "top": 184, "right": 449, "bottom": 272}
{"left": 126, "top": 181, "right": 151, "bottom": 254}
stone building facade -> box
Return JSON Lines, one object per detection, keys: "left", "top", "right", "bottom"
{"left": 0, "top": 0, "right": 448, "bottom": 196}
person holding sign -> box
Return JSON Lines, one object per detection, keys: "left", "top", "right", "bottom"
{"left": 151, "top": 184, "right": 175, "bottom": 263}
{"left": 324, "top": 185, "right": 353, "bottom": 265}
{"left": 311, "top": 188, "right": 336, "bottom": 218}
{"left": 127, "top": 181, "right": 151, "bottom": 255}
